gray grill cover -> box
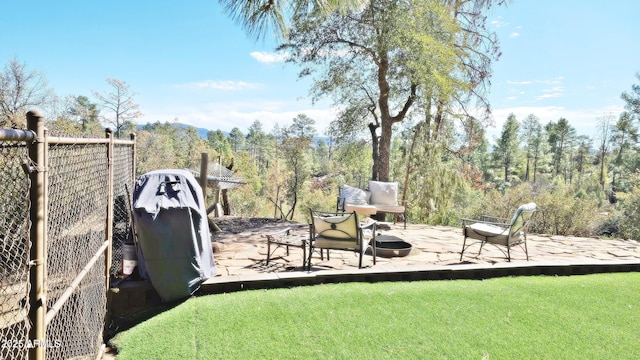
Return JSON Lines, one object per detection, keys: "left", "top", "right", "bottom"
{"left": 132, "top": 169, "right": 216, "bottom": 301}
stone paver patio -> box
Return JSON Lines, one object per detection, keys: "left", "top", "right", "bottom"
{"left": 207, "top": 220, "right": 640, "bottom": 278}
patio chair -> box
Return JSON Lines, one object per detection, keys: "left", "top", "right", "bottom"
{"left": 308, "top": 209, "right": 377, "bottom": 269}
{"left": 460, "top": 203, "right": 537, "bottom": 262}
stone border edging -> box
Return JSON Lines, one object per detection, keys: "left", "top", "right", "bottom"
{"left": 197, "top": 260, "right": 640, "bottom": 295}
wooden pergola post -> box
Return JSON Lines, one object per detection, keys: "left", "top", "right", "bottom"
{"left": 200, "top": 152, "right": 208, "bottom": 201}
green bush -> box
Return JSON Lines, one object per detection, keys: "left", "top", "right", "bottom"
{"left": 465, "top": 181, "right": 601, "bottom": 237}
{"left": 594, "top": 213, "right": 620, "bottom": 238}
{"left": 295, "top": 185, "right": 337, "bottom": 223}
{"left": 481, "top": 184, "right": 534, "bottom": 220}
{"left": 533, "top": 190, "right": 598, "bottom": 236}
{"left": 228, "top": 185, "right": 272, "bottom": 217}
{"left": 616, "top": 171, "right": 640, "bottom": 240}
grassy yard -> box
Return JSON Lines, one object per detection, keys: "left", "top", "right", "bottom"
{"left": 111, "top": 273, "right": 640, "bottom": 359}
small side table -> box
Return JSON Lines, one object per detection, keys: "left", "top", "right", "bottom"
{"left": 263, "top": 227, "right": 308, "bottom": 269}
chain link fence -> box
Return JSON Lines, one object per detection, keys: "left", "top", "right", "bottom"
{"left": 0, "top": 137, "right": 31, "bottom": 360}
{"left": 0, "top": 112, "right": 135, "bottom": 359}
{"left": 110, "top": 138, "right": 135, "bottom": 278}
{"left": 45, "top": 140, "right": 110, "bottom": 359}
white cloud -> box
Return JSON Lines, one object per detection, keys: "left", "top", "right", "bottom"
{"left": 491, "top": 17, "right": 510, "bottom": 28}
{"left": 488, "top": 105, "right": 624, "bottom": 140}
{"left": 250, "top": 51, "right": 288, "bottom": 63}
{"left": 535, "top": 93, "right": 562, "bottom": 100}
{"left": 538, "top": 77, "right": 564, "bottom": 85}
{"left": 507, "top": 80, "right": 532, "bottom": 85}
{"left": 535, "top": 85, "right": 565, "bottom": 100}
{"left": 174, "top": 80, "right": 261, "bottom": 91}
{"left": 507, "top": 77, "right": 564, "bottom": 86}
{"left": 509, "top": 32, "right": 520, "bottom": 38}
{"left": 505, "top": 77, "right": 566, "bottom": 101}
{"left": 142, "top": 99, "right": 337, "bottom": 136}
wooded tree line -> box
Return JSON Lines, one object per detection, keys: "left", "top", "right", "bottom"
{"left": 2, "top": 0, "right": 639, "bottom": 241}
{"left": 199, "top": 81, "right": 640, "bottom": 242}
{"left": 2, "top": 56, "right": 639, "bottom": 240}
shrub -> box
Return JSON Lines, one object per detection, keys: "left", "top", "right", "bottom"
{"left": 296, "top": 186, "right": 337, "bottom": 223}
{"left": 526, "top": 180, "right": 599, "bottom": 237}
{"left": 616, "top": 171, "right": 640, "bottom": 240}
{"left": 228, "top": 185, "right": 272, "bottom": 218}
{"left": 534, "top": 194, "right": 598, "bottom": 236}
{"left": 467, "top": 181, "right": 601, "bottom": 237}
{"left": 594, "top": 214, "right": 620, "bottom": 238}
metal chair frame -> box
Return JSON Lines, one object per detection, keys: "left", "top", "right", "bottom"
{"left": 308, "top": 209, "right": 377, "bottom": 269}
{"left": 460, "top": 204, "right": 536, "bottom": 262}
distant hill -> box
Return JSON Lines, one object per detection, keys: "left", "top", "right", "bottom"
{"left": 138, "top": 122, "right": 330, "bottom": 144}
{"left": 313, "top": 136, "right": 331, "bottom": 146}
{"left": 172, "top": 123, "right": 211, "bottom": 140}
{"left": 137, "top": 122, "right": 216, "bottom": 140}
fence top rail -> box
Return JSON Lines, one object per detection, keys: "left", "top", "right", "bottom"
{"left": 46, "top": 136, "right": 135, "bottom": 145}
{"left": 47, "top": 136, "right": 109, "bottom": 145}
{"left": 0, "top": 128, "right": 36, "bottom": 142}
{"left": 113, "top": 138, "right": 136, "bottom": 146}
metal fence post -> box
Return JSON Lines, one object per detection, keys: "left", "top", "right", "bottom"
{"left": 130, "top": 133, "right": 136, "bottom": 179}
{"left": 27, "top": 110, "right": 46, "bottom": 360}
{"left": 105, "top": 129, "right": 114, "bottom": 294}
{"left": 103, "top": 129, "right": 114, "bottom": 349}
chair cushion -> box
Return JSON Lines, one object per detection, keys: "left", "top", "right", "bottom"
{"left": 467, "top": 223, "right": 520, "bottom": 246}
{"left": 315, "top": 238, "right": 363, "bottom": 250}
{"left": 374, "top": 204, "right": 405, "bottom": 214}
{"left": 345, "top": 203, "right": 378, "bottom": 215}
{"left": 369, "top": 181, "right": 398, "bottom": 206}
{"left": 469, "top": 222, "right": 509, "bottom": 237}
{"left": 313, "top": 215, "right": 358, "bottom": 239}
{"left": 510, "top": 202, "right": 537, "bottom": 224}
{"left": 340, "top": 185, "right": 370, "bottom": 206}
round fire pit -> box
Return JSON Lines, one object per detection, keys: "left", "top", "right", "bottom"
{"left": 374, "top": 235, "right": 412, "bottom": 257}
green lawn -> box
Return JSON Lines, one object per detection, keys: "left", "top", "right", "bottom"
{"left": 111, "top": 273, "right": 640, "bottom": 359}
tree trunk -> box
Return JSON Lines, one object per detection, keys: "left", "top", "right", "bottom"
{"left": 533, "top": 153, "right": 538, "bottom": 183}
{"left": 599, "top": 150, "right": 605, "bottom": 190}
{"left": 433, "top": 102, "right": 444, "bottom": 141}
{"left": 402, "top": 122, "right": 424, "bottom": 204}
{"left": 222, "top": 159, "right": 234, "bottom": 215}
{"left": 378, "top": 120, "right": 393, "bottom": 182}
{"left": 373, "top": 49, "right": 416, "bottom": 182}
{"left": 369, "top": 122, "right": 379, "bottom": 181}
{"left": 609, "top": 173, "right": 618, "bottom": 204}
{"left": 504, "top": 162, "right": 508, "bottom": 183}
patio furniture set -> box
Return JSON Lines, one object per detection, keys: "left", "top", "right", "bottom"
{"left": 264, "top": 181, "right": 537, "bottom": 269}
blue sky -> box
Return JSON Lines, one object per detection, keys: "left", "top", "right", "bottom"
{"left": 1, "top": 1, "right": 639, "bottom": 139}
